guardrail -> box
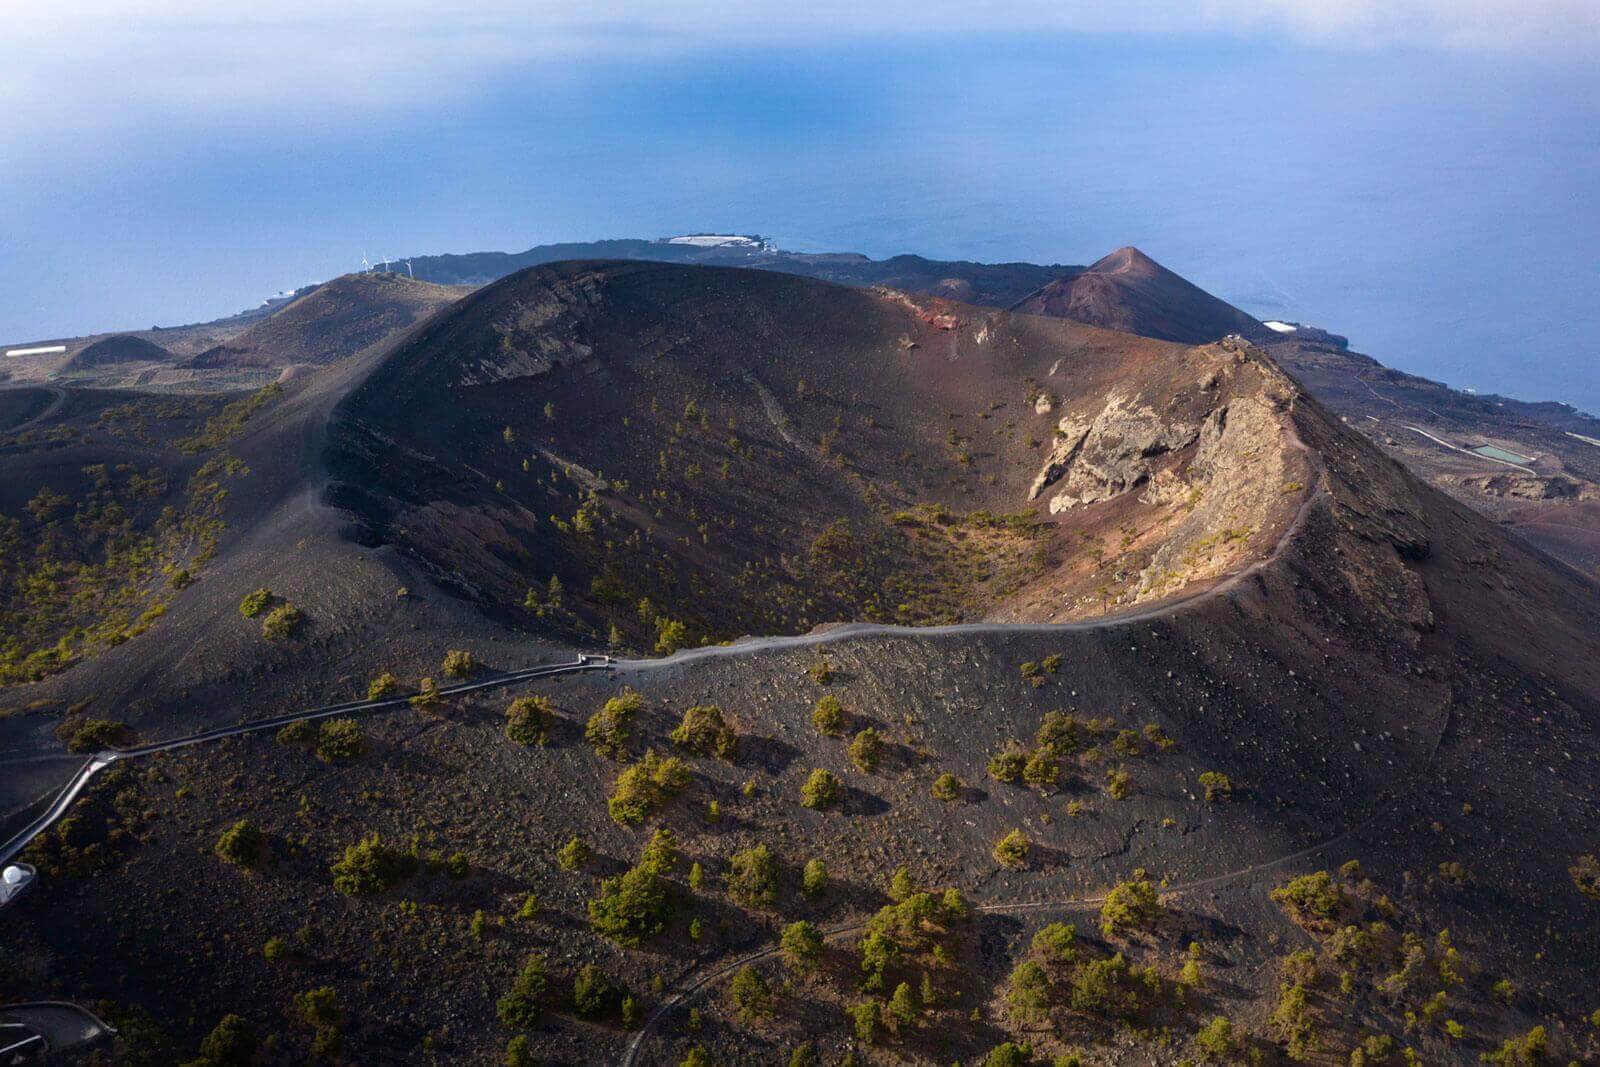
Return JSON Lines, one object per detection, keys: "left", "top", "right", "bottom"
{"left": 0, "top": 656, "right": 611, "bottom": 891}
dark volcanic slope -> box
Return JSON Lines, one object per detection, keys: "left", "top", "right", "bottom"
{"left": 1010, "top": 246, "right": 1268, "bottom": 345}
{"left": 65, "top": 334, "right": 172, "bottom": 369}
{"left": 31, "top": 233, "right": 1600, "bottom": 583}
{"left": 189, "top": 273, "right": 463, "bottom": 369}
{"left": 326, "top": 260, "right": 1311, "bottom": 650}
{"left": 1265, "top": 333, "right": 1600, "bottom": 574}
{"left": 6, "top": 263, "right": 1597, "bottom": 1066}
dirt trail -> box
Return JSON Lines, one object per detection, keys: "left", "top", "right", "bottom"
{"left": 741, "top": 371, "right": 810, "bottom": 453}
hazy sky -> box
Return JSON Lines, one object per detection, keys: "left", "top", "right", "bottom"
{"left": 3, "top": 2, "right": 1598, "bottom": 407}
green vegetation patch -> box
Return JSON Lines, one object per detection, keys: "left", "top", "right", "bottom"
{"left": 727, "top": 844, "right": 781, "bottom": 908}
{"left": 608, "top": 750, "right": 690, "bottom": 825}
{"left": 0, "top": 456, "right": 242, "bottom": 686}
{"left": 329, "top": 833, "right": 416, "bottom": 896}
{"left": 315, "top": 719, "right": 366, "bottom": 762}
{"left": 260, "top": 602, "right": 304, "bottom": 639}
{"left": 670, "top": 703, "right": 738, "bottom": 758}
{"left": 213, "top": 819, "right": 266, "bottom": 870}
{"left": 238, "top": 588, "right": 272, "bottom": 617}
{"left": 801, "top": 768, "right": 842, "bottom": 809}
{"left": 505, "top": 695, "right": 552, "bottom": 745}
{"left": 65, "top": 717, "right": 133, "bottom": 753}
{"left": 176, "top": 382, "right": 282, "bottom": 453}
{"left": 22, "top": 764, "right": 149, "bottom": 878}
{"left": 589, "top": 861, "right": 673, "bottom": 946}
{"left": 586, "top": 689, "right": 644, "bottom": 759}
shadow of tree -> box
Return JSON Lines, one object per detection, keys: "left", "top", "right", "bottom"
{"left": 733, "top": 734, "right": 801, "bottom": 775}
{"left": 837, "top": 783, "right": 891, "bottom": 818}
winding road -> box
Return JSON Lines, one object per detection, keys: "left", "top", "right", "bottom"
{"left": 2, "top": 410, "right": 1361, "bottom": 1063}
{"left": 0, "top": 657, "right": 613, "bottom": 870}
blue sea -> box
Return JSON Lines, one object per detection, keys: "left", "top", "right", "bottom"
{"left": 3, "top": 34, "right": 1596, "bottom": 411}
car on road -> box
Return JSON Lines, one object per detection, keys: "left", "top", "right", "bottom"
{"left": 0, "top": 865, "right": 34, "bottom": 910}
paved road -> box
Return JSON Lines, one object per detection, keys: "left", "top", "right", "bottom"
{"left": 1404, "top": 424, "right": 1534, "bottom": 474}
{"left": 0, "top": 657, "right": 611, "bottom": 870}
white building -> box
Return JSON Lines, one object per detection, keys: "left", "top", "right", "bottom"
{"left": 662, "top": 234, "right": 774, "bottom": 251}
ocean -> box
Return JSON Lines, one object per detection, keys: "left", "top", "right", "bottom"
{"left": 3, "top": 33, "right": 1596, "bottom": 411}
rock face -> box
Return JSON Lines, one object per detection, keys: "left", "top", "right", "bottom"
{"left": 1015, "top": 337, "right": 1315, "bottom": 611}
{"left": 350, "top": 265, "right": 605, "bottom": 400}
{"left": 1132, "top": 390, "right": 1288, "bottom": 599}
{"left": 1026, "top": 340, "right": 1292, "bottom": 517}
{"left": 1030, "top": 394, "right": 1202, "bottom": 512}
{"left": 470, "top": 271, "right": 603, "bottom": 385}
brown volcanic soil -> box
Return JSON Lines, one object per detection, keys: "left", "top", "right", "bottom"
{"left": 0, "top": 261, "right": 1596, "bottom": 1066}
{"left": 382, "top": 236, "right": 1600, "bottom": 584}
{"left": 1009, "top": 247, "right": 1269, "bottom": 346}
{"left": 190, "top": 273, "right": 466, "bottom": 370}
{"left": 0, "top": 297, "right": 288, "bottom": 385}
{"left": 0, "top": 274, "right": 484, "bottom": 760}
{"left": 1501, "top": 499, "right": 1600, "bottom": 574}
{"left": 326, "top": 261, "right": 1309, "bottom": 650}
